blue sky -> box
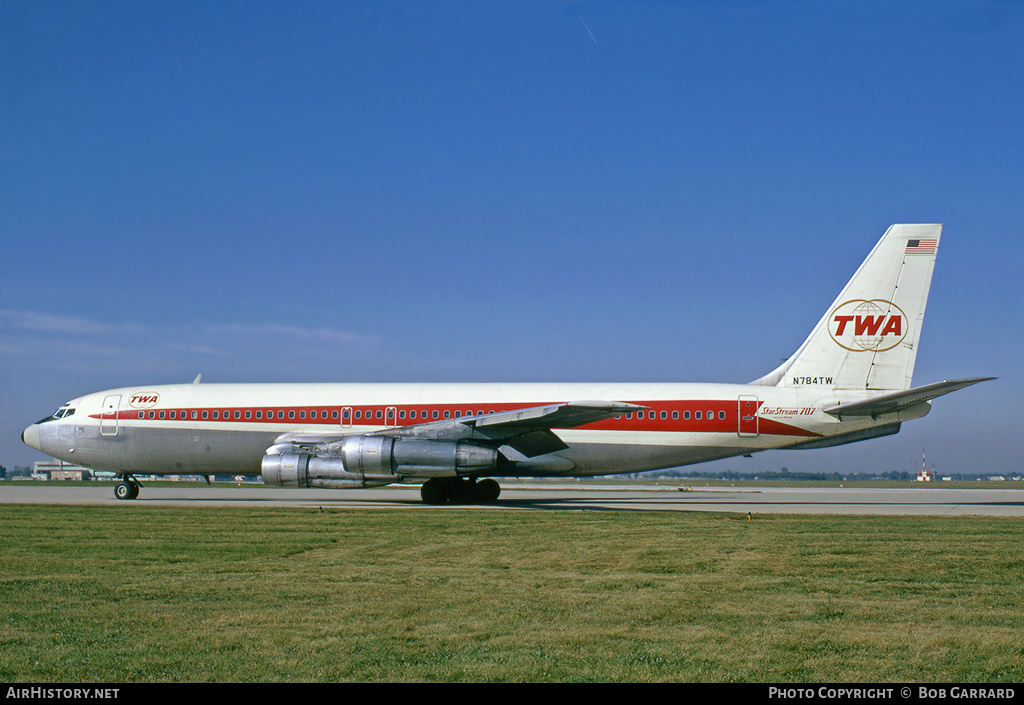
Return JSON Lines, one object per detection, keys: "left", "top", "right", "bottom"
{"left": 2, "top": 1, "right": 1021, "bottom": 475}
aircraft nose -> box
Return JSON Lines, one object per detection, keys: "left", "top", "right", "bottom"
{"left": 22, "top": 424, "right": 41, "bottom": 451}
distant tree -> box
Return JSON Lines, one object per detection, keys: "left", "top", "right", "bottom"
{"left": 0, "top": 465, "right": 6, "bottom": 480}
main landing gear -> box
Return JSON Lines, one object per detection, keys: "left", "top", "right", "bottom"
{"left": 420, "top": 477, "right": 501, "bottom": 505}
{"left": 114, "top": 475, "right": 141, "bottom": 500}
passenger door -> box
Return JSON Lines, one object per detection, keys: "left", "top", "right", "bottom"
{"left": 100, "top": 394, "right": 121, "bottom": 436}
{"left": 738, "top": 396, "right": 759, "bottom": 437}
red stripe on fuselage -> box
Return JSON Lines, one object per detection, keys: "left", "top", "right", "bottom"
{"left": 91, "top": 399, "right": 820, "bottom": 437}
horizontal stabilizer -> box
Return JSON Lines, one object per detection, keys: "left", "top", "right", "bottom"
{"left": 823, "top": 377, "right": 994, "bottom": 419}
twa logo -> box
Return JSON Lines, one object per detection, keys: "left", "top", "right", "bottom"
{"left": 128, "top": 392, "right": 160, "bottom": 409}
{"left": 828, "top": 300, "right": 907, "bottom": 352}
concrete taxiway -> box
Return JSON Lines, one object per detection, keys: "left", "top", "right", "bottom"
{"left": 3, "top": 483, "right": 1024, "bottom": 516}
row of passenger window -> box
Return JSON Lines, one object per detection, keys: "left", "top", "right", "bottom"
{"left": 134, "top": 408, "right": 475, "bottom": 422}
{"left": 135, "top": 407, "right": 728, "bottom": 422}
{"left": 628, "top": 410, "right": 727, "bottom": 421}
{"left": 137, "top": 409, "right": 340, "bottom": 421}
{"left": 351, "top": 409, "right": 496, "bottom": 421}
{"left": 133, "top": 408, "right": 497, "bottom": 422}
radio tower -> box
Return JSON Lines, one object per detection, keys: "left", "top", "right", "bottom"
{"left": 917, "top": 448, "right": 932, "bottom": 482}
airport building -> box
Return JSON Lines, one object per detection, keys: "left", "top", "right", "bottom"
{"left": 31, "top": 461, "right": 98, "bottom": 481}
{"left": 26, "top": 462, "right": 260, "bottom": 484}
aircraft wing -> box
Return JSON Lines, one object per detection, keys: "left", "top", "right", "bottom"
{"left": 458, "top": 401, "right": 645, "bottom": 457}
{"left": 275, "top": 401, "right": 646, "bottom": 459}
{"left": 823, "top": 377, "right": 994, "bottom": 419}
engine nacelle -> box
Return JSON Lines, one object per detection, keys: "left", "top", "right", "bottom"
{"left": 261, "top": 452, "right": 397, "bottom": 489}
{"left": 260, "top": 436, "right": 500, "bottom": 489}
{"left": 390, "top": 438, "right": 500, "bottom": 477}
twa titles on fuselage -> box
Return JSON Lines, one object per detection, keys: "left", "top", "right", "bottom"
{"left": 22, "top": 224, "right": 991, "bottom": 504}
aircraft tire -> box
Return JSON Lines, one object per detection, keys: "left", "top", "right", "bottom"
{"left": 420, "top": 478, "right": 502, "bottom": 505}
{"left": 420, "top": 479, "right": 447, "bottom": 505}
{"left": 448, "top": 478, "right": 477, "bottom": 505}
{"left": 476, "top": 479, "right": 501, "bottom": 503}
{"left": 114, "top": 481, "right": 139, "bottom": 501}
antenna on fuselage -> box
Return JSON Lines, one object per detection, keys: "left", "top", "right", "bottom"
{"left": 193, "top": 374, "right": 202, "bottom": 384}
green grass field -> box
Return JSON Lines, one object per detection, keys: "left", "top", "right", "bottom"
{"left": 1, "top": 504, "right": 1021, "bottom": 682}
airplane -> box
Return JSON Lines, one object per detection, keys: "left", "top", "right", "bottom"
{"left": 22, "top": 224, "right": 991, "bottom": 504}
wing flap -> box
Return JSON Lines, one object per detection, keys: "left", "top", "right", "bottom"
{"left": 471, "top": 400, "right": 644, "bottom": 431}
{"left": 448, "top": 401, "right": 645, "bottom": 457}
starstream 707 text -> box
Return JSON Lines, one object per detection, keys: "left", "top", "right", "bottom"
{"left": 6, "top": 688, "right": 119, "bottom": 700}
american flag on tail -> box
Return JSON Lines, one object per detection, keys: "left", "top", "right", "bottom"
{"left": 905, "top": 238, "right": 938, "bottom": 255}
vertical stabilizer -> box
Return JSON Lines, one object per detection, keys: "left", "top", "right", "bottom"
{"left": 752, "top": 224, "right": 941, "bottom": 392}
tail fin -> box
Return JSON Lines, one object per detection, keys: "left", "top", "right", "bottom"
{"left": 752, "top": 224, "right": 941, "bottom": 392}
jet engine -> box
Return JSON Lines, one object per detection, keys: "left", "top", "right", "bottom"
{"left": 261, "top": 435, "right": 501, "bottom": 489}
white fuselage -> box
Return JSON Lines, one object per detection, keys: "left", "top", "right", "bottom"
{"left": 24, "top": 381, "right": 928, "bottom": 479}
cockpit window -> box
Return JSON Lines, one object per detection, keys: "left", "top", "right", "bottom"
{"left": 37, "top": 406, "right": 75, "bottom": 424}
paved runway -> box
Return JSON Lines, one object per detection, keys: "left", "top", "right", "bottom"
{"left": 3, "top": 482, "right": 1024, "bottom": 516}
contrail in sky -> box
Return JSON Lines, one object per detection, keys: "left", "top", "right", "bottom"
{"left": 575, "top": 8, "right": 598, "bottom": 44}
